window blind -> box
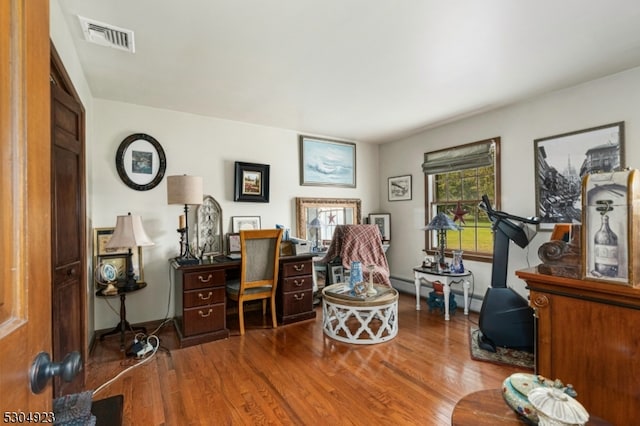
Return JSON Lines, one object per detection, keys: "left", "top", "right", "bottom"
{"left": 422, "top": 140, "right": 495, "bottom": 174}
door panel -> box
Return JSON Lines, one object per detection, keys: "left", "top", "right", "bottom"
{"left": 0, "top": 0, "right": 52, "bottom": 411}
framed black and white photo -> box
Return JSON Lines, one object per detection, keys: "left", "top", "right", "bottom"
{"left": 299, "top": 135, "right": 356, "bottom": 187}
{"left": 534, "top": 122, "right": 624, "bottom": 231}
{"left": 115, "top": 133, "right": 166, "bottom": 191}
{"left": 388, "top": 175, "right": 412, "bottom": 201}
{"left": 369, "top": 213, "right": 391, "bottom": 242}
{"left": 234, "top": 161, "right": 270, "bottom": 202}
{"left": 231, "top": 216, "right": 261, "bottom": 233}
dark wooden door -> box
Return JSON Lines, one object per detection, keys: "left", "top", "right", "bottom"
{"left": 50, "top": 47, "right": 87, "bottom": 397}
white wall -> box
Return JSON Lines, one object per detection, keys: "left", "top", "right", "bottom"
{"left": 381, "top": 66, "right": 640, "bottom": 307}
{"left": 90, "top": 100, "right": 381, "bottom": 329}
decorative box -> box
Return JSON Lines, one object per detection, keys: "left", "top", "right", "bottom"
{"left": 582, "top": 169, "right": 640, "bottom": 287}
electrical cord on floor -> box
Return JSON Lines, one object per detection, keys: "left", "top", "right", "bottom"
{"left": 92, "top": 334, "right": 160, "bottom": 397}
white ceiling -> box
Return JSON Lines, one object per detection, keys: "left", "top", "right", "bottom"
{"left": 55, "top": 0, "right": 640, "bottom": 143}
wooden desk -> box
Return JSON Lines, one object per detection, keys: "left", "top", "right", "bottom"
{"left": 171, "top": 254, "right": 316, "bottom": 347}
{"left": 451, "top": 389, "right": 611, "bottom": 425}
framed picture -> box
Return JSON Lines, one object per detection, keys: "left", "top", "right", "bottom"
{"left": 227, "top": 233, "right": 241, "bottom": 254}
{"left": 328, "top": 264, "right": 344, "bottom": 285}
{"left": 115, "top": 133, "right": 166, "bottom": 191}
{"left": 369, "top": 213, "right": 391, "bottom": 242}
{"left": 388, "top": 175, "right": 412, "bottom": 201}
{"left": 534, "top": 122, "right": 624, "bottom": 231}
{"left": 299, "top": 135, "right": 356, "bottom": 187}
{"left": 234, "top": 161, "right": 270, "bottom": 202}
{"left": 93, "top": 227, "right": 144, "bottom": 284}
{"left": 231, "top": 216, "right": 261, "bottom": 233}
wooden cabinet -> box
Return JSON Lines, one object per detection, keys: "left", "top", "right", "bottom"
{"left": 172, "top": 261, "right": 231, "bottom": 347}
{"left": 277, "top": 255, "right": 317, "bottom": 324}
{"left": 516, "top": 267, "right": 640, "bottom": 426}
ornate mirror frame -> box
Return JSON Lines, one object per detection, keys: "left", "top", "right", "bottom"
{"left": 295, "top": 197, "right": 361, "bottom": 241}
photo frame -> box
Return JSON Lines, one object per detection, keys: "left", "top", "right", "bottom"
{"left": 93, "top": 227, "right": 144, "bottom": 284}
{"left": 328, "top": 264, "right": 344, "bottom": 285}
{"left": 234, "top": 161, "right": 270, "bottom": 202}
{"left": 388, "top": 175, "right": 412, "bottom": 201}
{"left": 231, "top": 216, "right": 261, "bottom": 233}
{"left": 299, "top": 135, "right": 356, "bottom": 187}
{"left": 534, "top": 122, "right": 624, "bottom": 231}
{"left": 227, "top": 233, "right": 241, "bottom": 254}
{"left": 369, "top": 213, "right": 391, "bottom": 242}
{"left": 115, "top": 133, "right": 166, "bottom": 191}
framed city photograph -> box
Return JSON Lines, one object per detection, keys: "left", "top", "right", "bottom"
{"left": 231, "top": 216, "right": 261, "bottom": 233}
{"left": 369, "top": 213, "right": 391, "bottom": 242}
{"left": 534, "top": 121, "right": 624, "bottom": 231}
{"left": 388, "top": 175, "right": 412, "bottom": 201}
{"left": 234, "top": 161, "right": 270, "bottom": 202}
{"left": 299, "top": 135, "right": 356, "bottom": 187}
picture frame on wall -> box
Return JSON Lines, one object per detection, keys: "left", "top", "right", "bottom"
{"left": 534, "top": 121, "right": 625, "bottom": 231}
{"left": 388, "top": 175, "right": 412, "bottom": 201}
{"left": 93, "top": 227, "right": 144, "bottom": 284}
{"left": 369, "top": 213, "right": 391, "bottom": 242}
{"left": 115, "top": 133, "right": 167, "bottom": 191}
{"left": 234, "top": 161, "right": 270, "bottom": 202}
{"left": 299, "top": 135, "right": 356, "bottom": 187}
{"left": 231, "top": 216, "right": 261, "bottom": 233}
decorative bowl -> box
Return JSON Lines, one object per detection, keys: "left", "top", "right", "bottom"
{"left": 502, "top": 373, "right": 577, "bottom": 424}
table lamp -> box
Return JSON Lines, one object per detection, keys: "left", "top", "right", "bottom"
{"left": 105, "top": 212, "right": 154, "bottom": 291}
{"left": 167, "top": 174, "right": 203, "bottom": 264}
{"left": 422, "top": 212, "right": 461, "bottom": 268}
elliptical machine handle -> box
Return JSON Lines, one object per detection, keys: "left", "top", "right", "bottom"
{"left": 479, "top": 194, "right": 540, "bottom": 224}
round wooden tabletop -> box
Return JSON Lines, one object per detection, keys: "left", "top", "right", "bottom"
{"left": 322, "top": 283, "right": 398, "bottom": 307}
{"left": 451, "top": 389, "right": 611, "bottom": 426}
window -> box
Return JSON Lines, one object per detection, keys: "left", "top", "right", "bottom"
{"left": 423, "top": 138, "right": 501, "bottom": 262}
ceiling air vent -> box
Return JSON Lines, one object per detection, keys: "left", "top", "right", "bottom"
{"left": 78, "top": 15, "right": 135, "bottom": 53}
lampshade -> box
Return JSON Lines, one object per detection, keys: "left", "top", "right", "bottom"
{"left": 309, "top": 218, "right": 322, "bottom": 228}
{"left": 106, "top": 213, "right": 154, "bottom": 249}
{"left": 167, "top": 175, "right": 203, "bottom": 205}
{"left": 422, "top": 212, "right": 461, "bottom": 231}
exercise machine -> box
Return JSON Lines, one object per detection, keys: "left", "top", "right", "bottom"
{"left": 477, "top": 195, "right": 540, "bottom": 352}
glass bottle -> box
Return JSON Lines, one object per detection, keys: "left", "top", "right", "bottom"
{"left": 349, "top": 261, "right": 363, "bottom": 289}
{"left": 594, "top": 214, "right": 618, "bottom": 277}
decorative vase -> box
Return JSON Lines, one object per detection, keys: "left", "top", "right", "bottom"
{"left": 502, "top": 373, "right": 577, "bottom": 425}
{"left": 452, "top": 249, "right": 464, "bottom": 273}
{"left": 349, "top": 261, "right": 363, "bottom": 290}
{"left": 528, "top": 387, "right": 589, "bottom": 426}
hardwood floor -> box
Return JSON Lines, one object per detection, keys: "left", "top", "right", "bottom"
{"left": 87, "top": 292, "right": 528, "bottom": 425}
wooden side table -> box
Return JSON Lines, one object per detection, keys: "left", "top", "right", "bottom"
{"left": 96, "top": 282, "right": 147, "bottom": 350}
{"left": 451, "top": 389, "right": 611, "bottom": 425}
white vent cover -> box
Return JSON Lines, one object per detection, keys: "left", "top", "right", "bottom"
{"left": 78, "top": 15, "right": 135, "bottom": 53}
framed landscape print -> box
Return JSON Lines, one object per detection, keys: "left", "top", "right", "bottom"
{"left": 534, "top": 122, "right": 624, "bottom": 231}
{"left": 299, "top": 135, "right": 356, "bottom": 187}
{"left": 234, "top": 161, "right": 270, "bottom": 202}
{"left": 388, "top": 175, "right": 412, "bottom": 201}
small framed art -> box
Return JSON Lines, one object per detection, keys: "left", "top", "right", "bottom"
{"left": 388, "top": 175, "right": 412, "bottom": 201}
{"left": 231, "top": 216, "right": 261, "bottom": 233}
{"left": 115, "top": 133, "right": 166, "bottom": 191}
{"left": 227, "top": 233, "right": 241, "bottom": 255}
{"left": 369, "top": 213, "right": 391, "bottom": 242}
{"left": 234, "top": 161, "right": 270, "bottom": 202}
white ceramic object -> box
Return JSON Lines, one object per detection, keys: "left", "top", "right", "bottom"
{"left": 528, "top": 387, "right": 589, "bottom": 426}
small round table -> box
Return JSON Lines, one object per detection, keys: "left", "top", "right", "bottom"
{"left": 322, "top": 283, "right": 398, "bottom": 344}
{"left": 96, "top": 282, "right": 147, "bottom": 350}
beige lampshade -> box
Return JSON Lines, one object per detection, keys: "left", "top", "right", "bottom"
{"left": 105, "top": 213, "right": 154, "bottom": 249}
{"left": 167, "top": 175, "right": 203, "bottom": 205}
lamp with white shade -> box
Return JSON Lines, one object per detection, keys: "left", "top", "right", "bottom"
{"left": 167, "top": 174, "right": 203, "bottom": 264}
{"left": 105, "top": 212, "right": 154, "bottom": 291}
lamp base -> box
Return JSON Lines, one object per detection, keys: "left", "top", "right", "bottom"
{"left": 175, "top": 256, "right": 200, "bottom": 265}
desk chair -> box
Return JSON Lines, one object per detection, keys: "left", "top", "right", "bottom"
{"left": 226, "top": 228, "right": 283, "bottom": 335}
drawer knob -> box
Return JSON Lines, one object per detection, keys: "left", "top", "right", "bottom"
{"left": 198, "top": 309, "right": 213, "bottom": 318}
{"left": 293, "top": 264, "right": 305, "bottom": 272}
{"left": 294, "top": 293, "right": 305, "bottom": 301}
{"left": 198, "top": 274, "right": 213, "bottom": 283}
{"left": 294, "top": 279, "right": 304, "bottom": 287}
{"left": 198, "top": 291, "right": 213, "bottom": 301}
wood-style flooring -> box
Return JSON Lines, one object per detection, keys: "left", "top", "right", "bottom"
{"left": 86, "top": 292, "right": 528, "bottom": 425}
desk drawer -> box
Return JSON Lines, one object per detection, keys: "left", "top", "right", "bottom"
{"left": 281, "top": 289, "right": 313, "bottom": 316}
{"left": 183, "top": 304, "right": 225, "bottom": 336}
{"left": 281, "top": 275, "right": 312, "bottom": 293}
{"left": 281, "top": 259, "right": 312, "bottom": 278}
{"left": 184, "top": 269, "right": 225, "bottom": 290}
{"left": 183, "top": 287, "right": 225, "bottom": 308}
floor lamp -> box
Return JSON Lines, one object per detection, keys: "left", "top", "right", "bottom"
{"left": 167, "top": 175, "right": 203, "bottom": 265}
